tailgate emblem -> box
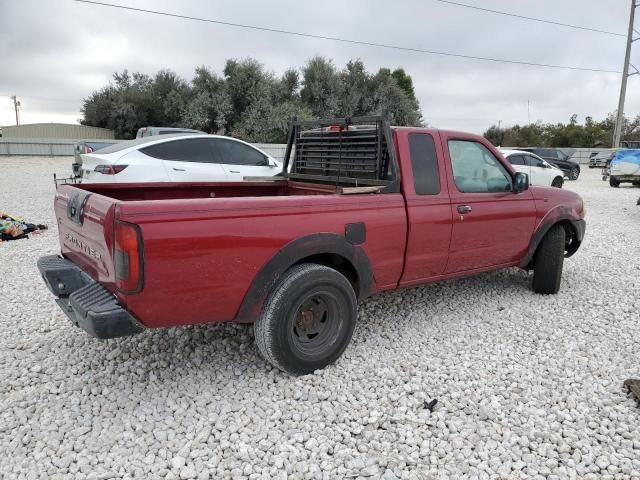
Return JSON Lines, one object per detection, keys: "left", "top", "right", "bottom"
{"left": 65, "top": 233, "right": 102, "bottom": 261}
{"left": 67, "top": 191, "right": 92, "bottom": 225}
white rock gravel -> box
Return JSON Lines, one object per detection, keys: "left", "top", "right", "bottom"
{"left": 1, "top": 157, "right": 640, "bottom": 479}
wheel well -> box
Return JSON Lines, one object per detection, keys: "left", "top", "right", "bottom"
{"left": 294, "top": 254, "right": 360, "bottom": 298}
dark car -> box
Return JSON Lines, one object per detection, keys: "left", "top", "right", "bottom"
{"left": 519, "top": 148, "right": 581, "bottom": 180}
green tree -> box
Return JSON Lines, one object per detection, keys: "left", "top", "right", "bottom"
{"left": 300, "top": 56, "right": 342, "bottom": 118}
{"left": 483, "top": 125, "right": 504, "bottom": 146}
{"left": 370, "top": 68, "right": 422, "bottom": 126}
{"left": 81, "top": 57, "right": 424, "bottom": 140}
{"left": 391, "top": 68, "right": 416, "bottom": 101}
{"left": 223, "top": 58, "right": 274, "bottom": 128}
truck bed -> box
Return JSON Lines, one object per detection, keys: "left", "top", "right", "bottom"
{"left": 75, "top": 179, "right": 340, "bottom": 201}
{"left": 53, "top": 180, "right": 408, "bottom": 328}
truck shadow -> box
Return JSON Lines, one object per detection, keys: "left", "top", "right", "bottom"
{"left": 64, "top": 266, "right": 533, "bottom": 386}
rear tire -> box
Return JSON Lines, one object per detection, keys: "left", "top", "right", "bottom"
{"left": 254, "top": 263, "right": 357, "bottom": 375}
{"left": 551, "top": 176, "right": 564, "bottom": 188}
{"left": 532, "top": 225, "right": 566, "bottom": 294}
{"left": 568, "top": 167, "right": 580, "bottom": 180}
{"left": 610, "top": 177, "right": 620, "bottom": 187}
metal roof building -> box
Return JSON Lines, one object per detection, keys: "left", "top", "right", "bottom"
{"left": 1, "top": 123, "right": 114, "bottom": 140}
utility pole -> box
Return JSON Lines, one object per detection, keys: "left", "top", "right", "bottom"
{"left": 10, "top": 95, "right": 20, "bottom": 126}
{"left": 527, "top": 100, "right": 530, "bottom": 124}
{"left": 613, "top": 0, "right": 638, "bottom": 148}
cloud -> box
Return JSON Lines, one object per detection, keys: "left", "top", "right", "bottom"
{"left": 0, "top": 0, "right": 631, "bottom": 133}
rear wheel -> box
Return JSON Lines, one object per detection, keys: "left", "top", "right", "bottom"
{"left": 254, "top": 263, "right": 357, "bottom": 375}
{"left": 632, "top": 181, "right": 640, "bottom": 187}
{"left": 610, "top": 177, "right": 620, "bottom": 187}
{"left": 532, "top": 225, "right": 566, "bottom": 295}
{"left": 551, "top": 176, "right": 564, "bottom": 188}
{"left": 568, "top": 167, "right": 580, "bottom": 180}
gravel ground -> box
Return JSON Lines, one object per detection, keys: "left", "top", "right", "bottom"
{"left": 1, "top": 157, "right": 640, "bottom": 480}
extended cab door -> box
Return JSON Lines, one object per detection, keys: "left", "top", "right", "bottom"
{"left": 444, "top": 137, "right": 536, "bottom": 273}
{"left": 398, "top": 130, "right": 454, "bottom": 285}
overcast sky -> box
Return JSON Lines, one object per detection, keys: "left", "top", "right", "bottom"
{"left": 0, "top": 0, "right": 635, "bottom": 133}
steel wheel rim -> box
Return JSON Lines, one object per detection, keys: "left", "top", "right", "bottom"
{"left": 288, "top": 289, "right": 343, "bottom": 359}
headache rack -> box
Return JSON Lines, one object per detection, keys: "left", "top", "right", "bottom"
{"left": 282, "top": 116, "right": 399, "bottom": 192}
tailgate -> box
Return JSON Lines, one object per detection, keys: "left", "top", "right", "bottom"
{"left": 55, "top": 185, "right": 118, "bottom": 288}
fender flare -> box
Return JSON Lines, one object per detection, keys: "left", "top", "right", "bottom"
{"left": 234, "top": 233, "right": 375, "bottom": 323}
{"left": 519, "top": 205, "right": 585, "bottom": 268}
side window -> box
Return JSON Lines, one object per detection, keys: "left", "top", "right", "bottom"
{"left": 408, "top": 133, "right": 440, "bottom": 195}
{"left": 214, "top": 139, "right": 267, "bottom": 166}
{"left": 448, "top": 140, "right": 512, "bottom": 193}
{"left": 507, "top": 154, "right": 525, "bottom": 165}
{"left": 529, "top": 155, "right": 545, "bottom": 168}
{"left": 141, "top": 138, "right": 213, "bottom": 163}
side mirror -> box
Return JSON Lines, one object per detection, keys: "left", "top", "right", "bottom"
{"left": 257, "top": 157, "right": 274, "bottom": 167}
{"left": 513, "top": 172, "right": 529, "bottom": 193}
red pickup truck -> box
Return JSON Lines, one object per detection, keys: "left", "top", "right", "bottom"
{"left": 39, "top": 117, "right": 585, "bottom": 375}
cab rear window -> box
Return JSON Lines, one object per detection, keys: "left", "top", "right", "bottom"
{"left": 408, "top": 133, "right": 440, "bottom": 195}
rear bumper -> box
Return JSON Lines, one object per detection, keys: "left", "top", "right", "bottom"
{"left": 37, "top": 255, "right": 144, "bottom": 339}
{"left": 610, "top": 174, "right": 640, "bottom": 182}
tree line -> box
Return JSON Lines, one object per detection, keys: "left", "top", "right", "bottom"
{"left": 80, "top": 56, "right": 422, "bottom": 141}
{"left": 483, "top": 113, "right": 640, "bottom": 148}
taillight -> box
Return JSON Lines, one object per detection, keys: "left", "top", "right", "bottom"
{"left": 94, "top": 165, "right": 128, "bottom": 175}
{"left": 114, "top": 221, "right": 143, "bottom": 293}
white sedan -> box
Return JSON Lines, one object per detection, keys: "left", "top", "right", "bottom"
{"left": 500, "top": 149, "right": 564, "bottom": 188}
{"left": 81, "top": 134, "right": 281, "bottom": 183}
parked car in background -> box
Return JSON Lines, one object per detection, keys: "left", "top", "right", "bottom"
{"left": 499, "top": 149, "right": 564, "bottom": 188}
{"left": 519, "top": 148, "right": 581, "bottom": 180}
{"left": 81, "top": 134, "right": 281, "bottom": 183}
{"left": 589, "top": 150, "right": 615, "bottom": 169}
{"left": 72, "top": 140, "right": 118, "bottom": 177}
{"left": 136, "top": 126, "right": 204, "bottom": 138}
{"left": 609, "top": 149, "right": 640, "bottom": 187}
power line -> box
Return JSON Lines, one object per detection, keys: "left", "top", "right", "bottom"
{"left": 435, "top": 0, "right": 626, "bottom": 38}
{"left": 73, "top": 0, "right": 622, "bottom": 74}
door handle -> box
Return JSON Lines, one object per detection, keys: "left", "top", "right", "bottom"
{"left": 173, "top": 168, "right": 186, "bottom": 172}
{"left": 457, "top": 205, "right": 472, "bottom": 214}
{"left": 229, "top": 170, "right": 240, "bottom": 174}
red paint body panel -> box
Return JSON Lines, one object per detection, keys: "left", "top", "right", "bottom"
{"left": 53, "top": 128, "right": 585, "bottom": 330}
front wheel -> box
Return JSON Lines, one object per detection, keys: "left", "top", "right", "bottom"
{"left": 551, "top": 176, "right": 564, "bottom": 188}
{"left": 568, "top": 167, "right": 580, "bottom": 180}
{"left": 532, "top": 225, "right": 566, "bottom": 294}
{"left": 254, "top": 263, "right": 357, "bottom": 375}
{"left": 610, "top": 177, "right": 620, "bottom": 187}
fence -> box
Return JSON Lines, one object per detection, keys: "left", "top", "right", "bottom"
{"left": 0, "top": 138, "right": 612, "bottom": 165}
{"left": 0, "top": 138, "right": 97, "bottom": 156}
{"left": 0, "top": 138, "right": 288, "bottom": 161}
